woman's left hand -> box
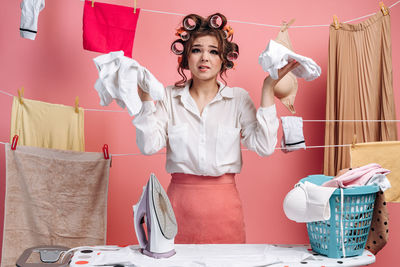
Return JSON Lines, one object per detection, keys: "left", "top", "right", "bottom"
{"left": 261, "top": 60, "right": 300, "bottom": 107}
{"left": 263, "top": 60, "right": 300, "bottom": 92}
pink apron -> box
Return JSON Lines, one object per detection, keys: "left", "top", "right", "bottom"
{"left": 167, "top": 173, "right": 246, "bottom": 244}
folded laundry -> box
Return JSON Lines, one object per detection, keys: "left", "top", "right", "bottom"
{"left": 283, "top": 181, "right": 336, "bottom": 223}
{"left": 20, "top": 0, "right": 45, "bottom": 40}
{"left": 258, "top": 40, "right": 321, "bottom": 81}
{"left": 93, "top": 51, "right": 165, "bottom": 116}
{"left": 322, "top": 163, "right": 390, "bottom": 188}
{"left": 281, "top": 116, "right": 305, "bottom": 153}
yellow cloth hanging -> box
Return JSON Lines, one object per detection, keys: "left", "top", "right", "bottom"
{"left": 350, "top": 141, "right": 400, "bottom": 202}
{"left": 10, "top": 96, "right": 85, "bottom": 151}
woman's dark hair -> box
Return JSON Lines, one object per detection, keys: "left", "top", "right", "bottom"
{"left": 171, "top": 13, "right": 239, "bottom": 87}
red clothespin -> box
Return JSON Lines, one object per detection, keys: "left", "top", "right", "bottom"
{"left": 11, "top": 135, "right": 19, "bottom": 150}
{"left": 103, "top": 144, "right": 110, "bottom": 159}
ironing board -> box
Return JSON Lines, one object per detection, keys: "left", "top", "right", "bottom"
{"left": 68, "top": 244, "right": 375, "bottom": 267}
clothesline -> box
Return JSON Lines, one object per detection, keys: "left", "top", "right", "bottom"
{"left": 0, "top": 139, "right": 352, "bottom": 154}
{"left": 110, "top": 144, "right": 353, "bottom": 156}
{"left": 2, "top": 89, "right": 400, "bottom": 122}
{"left": 79, "top": 0, "right": 400, "bottom": 28}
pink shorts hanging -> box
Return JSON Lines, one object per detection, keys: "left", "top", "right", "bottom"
{"left": 83, "top": 1, "right": 140, "bottom": 58}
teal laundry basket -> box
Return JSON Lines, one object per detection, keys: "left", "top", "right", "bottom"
{"left": 300, "top": 175, "right": 379, "bottom": 258}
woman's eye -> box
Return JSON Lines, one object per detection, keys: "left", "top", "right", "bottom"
{"left": 210, "top": 50, "right": 219, "bottom": 55}
{"left": 191, "top": 48, "right": 201, "bottom": 53}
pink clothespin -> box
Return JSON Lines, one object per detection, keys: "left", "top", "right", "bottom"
{"left": 11, "top": 135, "right": 19, "bottom": 150}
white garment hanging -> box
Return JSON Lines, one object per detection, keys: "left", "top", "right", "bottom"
{"left": 281, "top": 116, "right": 306, "bottom": 153}
{"left": 258, "top": 40, "right": 321, "bottom": 81}
{"left": 93, "top": 51, "right": 165, "bottom": 116}
{"left": 283, "top": 181, "right": 336, "bottom": 223}
{"left": 20, "top": 0, "right": 45, "bottom": 40}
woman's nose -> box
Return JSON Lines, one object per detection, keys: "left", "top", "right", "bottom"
{"left": 201, "top": 52, "right": 209, "bottom": 61}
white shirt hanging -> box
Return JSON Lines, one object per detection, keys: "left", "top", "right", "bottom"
{"left": 20, "top": 0, "right": 45, "bottom": 40}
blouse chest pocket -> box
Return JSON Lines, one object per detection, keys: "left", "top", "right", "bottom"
{"left": 216, "top": 125, "right": 241, "bottom": 166}
{"left": 168, "top": 123, "right": 189, "bottom": 163}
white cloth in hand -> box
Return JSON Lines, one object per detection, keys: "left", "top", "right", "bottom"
{"left": 93, "top": 51, "right": 165, "bottom": 116}
{"left": 259, "top": 40, "right": 321, "bottom": 81}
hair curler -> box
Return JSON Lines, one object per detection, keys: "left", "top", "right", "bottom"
{"left": 171, "top": 40, "right": 185, "bottom": 55}
{"left": 222, "top": 25, "right": 234, "bottom": 39}
{"left": 227, "top": 51, "right": 239, "bottom": 61}
{"left": 225, "top": 61, "right": 234, "bottom": 69}
{"left": 176, "top": 28, "right": 190, "bottom": 41}
{"left": 183, "top": 14, "right": 202, "bottom": 31}
{"left": 208, "top": 13, "right": 227, "bottom": 30}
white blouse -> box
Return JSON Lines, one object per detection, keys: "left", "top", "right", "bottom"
{"left": 132, "top": 81, "right": 279, "bottom": 176}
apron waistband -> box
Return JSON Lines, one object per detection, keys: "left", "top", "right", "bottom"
{"left": 171, "top": 173, "right": 236, "bottom": 185}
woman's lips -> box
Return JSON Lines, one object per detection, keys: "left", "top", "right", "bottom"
{"left": 199, "top": 65, "right": 210, "bottom": 72}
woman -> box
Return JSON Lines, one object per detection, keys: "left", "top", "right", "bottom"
{"left": 133, "top": 13, "right": 299, "bottom": 244}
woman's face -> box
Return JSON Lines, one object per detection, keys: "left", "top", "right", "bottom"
{"left": 188, "top": 35, "right": 222, "bottom": 82}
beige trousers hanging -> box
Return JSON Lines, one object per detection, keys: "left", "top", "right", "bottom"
{"left": 324, "top": 10, "right": 398, "bottom": 176}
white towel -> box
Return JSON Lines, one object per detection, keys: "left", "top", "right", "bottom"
{"left": 93, "top": 51, "right": 165, "bottom": 116}
{"left": 259, "top": 40, "right": 321, "bottom": 81}
{"left": 281, "top": 116, "right": 306, "bottom": 153}
{"left": 20, "top": 0, "right": 45, "bottom": 40}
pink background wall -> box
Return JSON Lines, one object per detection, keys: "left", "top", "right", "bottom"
{"left": 0, "top": 0, "right": 399, "bottom": 265}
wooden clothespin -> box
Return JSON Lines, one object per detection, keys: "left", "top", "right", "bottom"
{"left": 134, "top": 0, "right": 137, "bottom": 13}
{"left": 379, "top": 2, "right": 389, "bottom": 16}
{"left": 352, "top": 134, "right": 357, "bottom": 148}
{"left": 91, "top": 0, "right": 95, "bottom": 7}
{"left": 281, "top": 18, "right": 296, "bottom": 32}
{"left": 333, "top": 15, "right": 340, "bottom": 30}
{"left": 75, "top": 96, "right": 79, "bottom": 113}
{"left": 18, "top": 87, "right": 24, "bottom": 104}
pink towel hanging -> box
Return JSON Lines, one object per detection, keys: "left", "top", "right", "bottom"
{"left": 83, "top": 1, "right": 140, "bottom": 57}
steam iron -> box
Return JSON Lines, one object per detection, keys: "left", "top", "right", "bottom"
{"left": 133, "top": 173, "right": 178, "bottom": 258}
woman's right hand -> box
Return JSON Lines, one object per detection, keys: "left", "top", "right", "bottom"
{"left": 138, "top": 86, "right": 153, "bottom": 101}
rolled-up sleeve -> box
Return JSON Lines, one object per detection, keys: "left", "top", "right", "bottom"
{"left": 132, "top": 100, "right": 168, "bottom": 155}
{"left": 239, "top": 92, "right": 279, "bottom": 156}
